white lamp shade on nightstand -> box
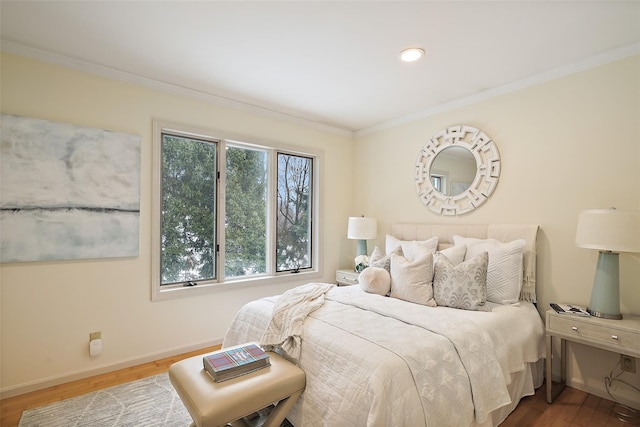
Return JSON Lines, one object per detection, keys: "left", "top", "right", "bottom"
{"left": 575, "top": 209, "right": 640, "bottom": 319}
{"left": 348, "top": 216, "right": 377, "bottom": 257}
{"left": 576, "top": 209, "right": 640, "bottom": 253}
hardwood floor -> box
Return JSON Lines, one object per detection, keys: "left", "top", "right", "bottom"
{"left": 1, "top": 346, "right": 635, "bottom": 426}
{"left": 501, "top": 384, "right": 636, "bottom": 426}
{"left": 0, "top": 345, "right": 221, "bottom": 427}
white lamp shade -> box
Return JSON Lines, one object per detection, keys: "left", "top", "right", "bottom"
{"left": 347, "top": 217, "right": 377, "bottom": 240}
{"left": 575, "top": 209, "right": 640, "bottom": 253}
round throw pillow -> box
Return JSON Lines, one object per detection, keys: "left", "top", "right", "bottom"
{"left": 359, "top": 266, "right": 391, "bottom": 296}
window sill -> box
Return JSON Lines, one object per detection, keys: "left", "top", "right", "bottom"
{"left": 151, "top": 270, "right": 323, "bottom": 302}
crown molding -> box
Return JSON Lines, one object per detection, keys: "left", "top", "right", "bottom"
{"left": 355, "top": 42, "right": 640, "bottom": 137}
{"left": 3, "top": 39, "right": 638, "bottom": 139}
{"left": 0, "top": 40, "right": 354, "bottom": 138}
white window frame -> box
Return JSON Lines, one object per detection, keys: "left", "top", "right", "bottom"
{"left": 151, "top": 120, "right": 322, "bottom": 301}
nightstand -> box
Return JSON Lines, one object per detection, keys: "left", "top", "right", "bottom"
{"left": 545, "top": 309, "right": 640, "bottom": 403}
{"left": 335, "top": 269, "right": 359, "bottom": 286}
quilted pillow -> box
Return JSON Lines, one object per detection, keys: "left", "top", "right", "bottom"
{"left": 358, "top": 266, "right": 391, "bottom": 296}
{"left": 453, "top": 236, "right": 526, "bottom": 305}
{"left": 389, "top": 252, "right": 436, "bottom": 307}
{"left": 433, "top": 252, "right": 488, "bottom": 311}
{"left": 385, "top": 235, "right": 438, "bottom": 262}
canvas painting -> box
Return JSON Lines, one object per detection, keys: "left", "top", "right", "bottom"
{"left": 0, "top": 114, "right": 141, "bottom": 262}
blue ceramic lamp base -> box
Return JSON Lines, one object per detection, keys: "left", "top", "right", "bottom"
{"left": 356, "top": 240, "right": 368, "bottom": 257}
{"left": 354, "top": 240, "right": 369, "bottom": 272}
{"left": 587, "top": 251, "right": 623, "bottom": 320}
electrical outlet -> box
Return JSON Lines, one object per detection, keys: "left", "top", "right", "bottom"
{"left": 89, "top": 331, "right": 101, "bottom": 341}
{"left": 620, "top": 354, "right": 636, "bottom": 373}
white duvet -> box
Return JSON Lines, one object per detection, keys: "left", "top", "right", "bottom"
{"left": 223, "top": 285, "right": 544, "bottom": 427}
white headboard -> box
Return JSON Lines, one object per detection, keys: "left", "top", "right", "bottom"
{"left": 391, "top": 223, "right": 539, "bottom": 303}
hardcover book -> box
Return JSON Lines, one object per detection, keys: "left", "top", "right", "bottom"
{"left": 203, "top": 343, "right": 271, "bottom": 382}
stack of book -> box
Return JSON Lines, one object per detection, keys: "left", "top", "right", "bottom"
{"left": 203, "top": 343, "right": 271, "bottom": 382}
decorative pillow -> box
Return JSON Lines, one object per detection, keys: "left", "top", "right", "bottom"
{"left": 385, "top": 235, "right": 438, "bottom": 261}
{"left": 437, "top": 244, "right": 466, "bottom": 266}
{"left": 389, "top": 252, "right": 436, "bottom": 307}
{"left": 453, "top": 236, "right": 526, "bottom": 305}
{"left": 433, "top": 252, "right": 488, "bottom": 311}
{"left": 369, "top": 246, "right": 391, "bottom": 272}
{"left": 358, "top": 267, "right": 391, "bottom": 296}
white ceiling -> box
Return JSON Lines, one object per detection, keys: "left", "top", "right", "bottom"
{"left": 1, "top": 1, "right": 639, "bottom": 133}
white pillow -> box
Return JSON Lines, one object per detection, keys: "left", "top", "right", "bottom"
{"left": 358, "top": 267, "right": 391, "bottom": 296}
{"left": 453, "top": 236, "right": 525, "bottom": 305}
{"left": 437, "top": 244, "right": 466, "bottom": 266}
{"left": 433, "top": 252, "right": 488, "bottom": 311}
{"left": 389, "top": 252, "right": 436, "bottom": 307}
{"left": 385, "top": 235, "right": 438, "bottom": 261}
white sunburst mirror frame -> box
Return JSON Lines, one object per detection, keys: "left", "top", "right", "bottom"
{"left": 415, "top": 125, "right": 501, "bottom": 216}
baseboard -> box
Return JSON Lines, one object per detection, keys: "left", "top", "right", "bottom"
{"left": 567, "top": 377, "right": 640, "bottom": 411}
{"left": 0, "top": 338, "right": 223, "bottom": 399}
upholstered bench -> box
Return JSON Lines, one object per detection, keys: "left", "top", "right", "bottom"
{"left": 169, "top": 351, "right": 305, "bottom": 427}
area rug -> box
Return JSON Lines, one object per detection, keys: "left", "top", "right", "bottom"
{"left": 19, "top": 373, "right": 192, "bottom": 427}
{"left": 19, "top": 372, "right": 294, "bottom": 427}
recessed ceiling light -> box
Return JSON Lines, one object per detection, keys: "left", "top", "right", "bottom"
{"left": 400, "top": 47, "right": 425, "bottom": 63}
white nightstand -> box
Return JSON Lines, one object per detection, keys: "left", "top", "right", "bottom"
{"left": 545, "top": 309, "right": 640, "bottom": 403}
{"left": 335, "top": 269, "right": 359, "bottom": 286}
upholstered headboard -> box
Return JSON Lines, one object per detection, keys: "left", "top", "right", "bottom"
{"left": 391, "top": 223, "right": 539, "bottom": 303}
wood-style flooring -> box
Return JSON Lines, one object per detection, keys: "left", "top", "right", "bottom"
{"left": 1, "top": 345, "right": 635, "bottom": 426}
{"left": 0, "top": 345, "right": 220, "bottom": 427}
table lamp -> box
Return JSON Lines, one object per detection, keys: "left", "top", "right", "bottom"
{"left": 575, "top": 208, "right": 640, "bottom": 319}
{"left": 347, "top": 216, "right": 377, "bottom": 257}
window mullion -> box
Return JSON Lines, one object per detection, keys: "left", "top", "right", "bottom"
{"left": 266, "top": 149, "right": 277, "bottom": 275}
{"left": 217, "top": 140, "right": 227, "bottom": 281}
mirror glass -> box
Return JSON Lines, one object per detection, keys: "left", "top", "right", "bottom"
{"left": 430, "top": 146, "right": 477, "bottom": 196}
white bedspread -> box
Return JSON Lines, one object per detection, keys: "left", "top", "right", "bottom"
{"left": 223, "top": 285, "right": 544, "bottom": 427}
{"left": 261, "top": 282, "right": 334, "bottom": 359}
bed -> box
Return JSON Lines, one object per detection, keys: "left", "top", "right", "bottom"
{"left": 223, "top": 224, "right": 545, "bottom": 426}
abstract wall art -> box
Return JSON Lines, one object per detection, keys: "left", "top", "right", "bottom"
{"left": 0, "top": 114, "right": 141, "bottom": 263}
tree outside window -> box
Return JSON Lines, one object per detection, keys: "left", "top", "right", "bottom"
{"left": 225, "top": 146, "right": 267, "bottom": 278}
{"left": 160, "top": 134, "right": 217, "bottom": 285}
{"left": 156, "top": 126, "right": 317, "bottom": 290}
{"left": 277, "top": 153, "right": 312, "bottom": 272}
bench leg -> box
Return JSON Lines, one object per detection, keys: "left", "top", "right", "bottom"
{"left": 262, "top": 389, "right": 303, "bottom": 427}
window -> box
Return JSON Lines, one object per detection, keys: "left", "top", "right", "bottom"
{"left": 225, "top": 145, "right": 267, "bottom": 278}
{"left": 431, "top": 173, "right": 445, "bottom": 193}
{"left": 160, "top": 134, "right": 218, "bottom": 286}
{"left": 276, "top": 153, "right": 313, "bottom": 272}
{"left": 152, "top": 121, "right": 321, "bottom": 300}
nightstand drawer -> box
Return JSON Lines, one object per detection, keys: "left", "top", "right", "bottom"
{"left": 548, "top": 315, "right": 640, "bottom": 351}
{"left": 336, "top": 269, "right": 359, "bottom": 286}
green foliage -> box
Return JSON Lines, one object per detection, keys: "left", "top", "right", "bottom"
{"left": 225, "top": 146, "right": 267, "bottom": 277}
{"left": 161, "top": 135, "right": 216, "bottom": 284}
{"left": 160, "top": 135, "right": 313, "bottom": 284}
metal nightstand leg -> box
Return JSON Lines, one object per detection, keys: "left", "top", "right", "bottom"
{"left": 546, "top": 334, "right": 567, "bottom": 403}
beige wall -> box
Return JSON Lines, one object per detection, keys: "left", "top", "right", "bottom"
{"left": 0, "top": 52, "right": 355, "bottom": 396}
{"left": 354, "top": 55, "right": 640, "bottom": 404}
{"left": 2, "top": 50, "right": 639, "bottom": 404}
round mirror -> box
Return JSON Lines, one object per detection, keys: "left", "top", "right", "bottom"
{"left": 414, "top": 125, "right": 500, "bottom": 216}
{"left": 430, "top": 146, "right": 477, "bottom": 196}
